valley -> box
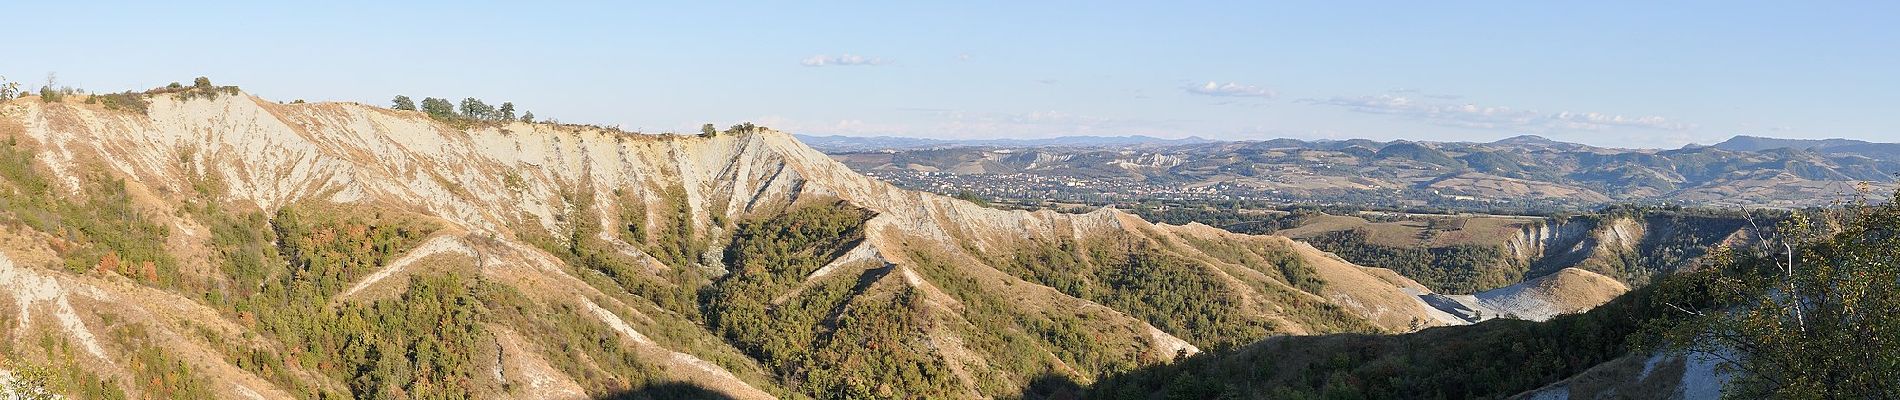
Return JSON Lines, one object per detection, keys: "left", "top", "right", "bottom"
{"left": 814, "top": 134, "right": 1898, "bottom": 213}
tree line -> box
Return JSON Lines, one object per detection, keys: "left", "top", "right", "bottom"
{"left": 390, "top": 95, "right": 531, "bottom": 124}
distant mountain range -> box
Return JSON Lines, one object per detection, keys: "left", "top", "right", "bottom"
{"left": 821, "top": 134, "right": 1900, "bottom": 210}
{"left": 794, "top": 134, "right": 1218, "bottom": 151}
{"left": 1712, "top": 135, "right": 1900, "bottom": 161}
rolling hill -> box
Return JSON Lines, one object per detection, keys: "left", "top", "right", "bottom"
{"left": 820, "top": 135, "right": 1899, "bottom": 211}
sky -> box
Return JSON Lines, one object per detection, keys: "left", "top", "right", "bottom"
{"left": 8, "top": 1, "right": 1898, "bottom": 148}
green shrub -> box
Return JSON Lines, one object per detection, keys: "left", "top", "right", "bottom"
{"left": 90, "top": 92, "right": 150, "bottom": 115}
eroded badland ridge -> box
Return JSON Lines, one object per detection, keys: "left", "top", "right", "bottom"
{"left": 0, "top": 88, "right": 1625, "bottom": 398}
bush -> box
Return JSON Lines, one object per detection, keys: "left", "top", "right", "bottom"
{"left": 90, "top": 92, "right": 151, "bottom": 115}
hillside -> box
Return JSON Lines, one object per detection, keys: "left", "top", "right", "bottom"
{"left": 1253, "top": 208, "right": 1766, "bottom": 294}
{"left": 1083, "top": 273, "right": 1688, "bottom": 400}
{"left": 1086, "top": 195, "right": 1900, "bottom": 400}
{"left": 824, "top": 136, "right": 1899, "bottom": 211}
{"left": 794, "top": 134, "right": 1215, "bottom": 152}
{"left": 0, "top": 87, "right": 1487, "bottom": 399}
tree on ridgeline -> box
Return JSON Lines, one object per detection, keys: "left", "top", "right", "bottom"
{"left": 420, "top": 97, "right": 456, "bottom": 120}
{"left": 459, "top": 97, "right": 493, "bottom": 120}
{"left": 391, "top": 95, "right": 415, "bottom": 111}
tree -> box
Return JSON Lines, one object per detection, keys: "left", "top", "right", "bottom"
{"left": 0, "top": 75, "right": 18, "bottom": 101}
{"left": 37, "top": 73, "right": 60, "bottom": 102}
{"left": 193, "top": 76, "right": 213, "bottom": 89}
{"left": 420, "top": 97, "right": 456, "bottom": 120}
{"left": 391, "top": 95, "right": 415, "bottom": 111}
{"left": 700, "top": 123, "right": 718, "bottom": 138}
{"left": 520, "top": 111, "right": 534, "bottom": 123}
{"left": 497, "top": 102, "right": 516, "bottom": 121}
{"left": 1655, "top": 193, "right": 1900, "bottom": 399}
{"left": 954, "top": 190, "right": 988, "bottom": 207}
{"left": 459, "top": 97, "right": 492, "bottom": 120}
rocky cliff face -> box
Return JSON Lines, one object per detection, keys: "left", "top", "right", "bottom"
{"left": 1518, "top": 214, "right": 1757, "bottom": 286}
{"left": 0, "top": 91, "right": 1465, "bottom": 399}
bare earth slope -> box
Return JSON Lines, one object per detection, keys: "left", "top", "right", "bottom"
{"left": 1474, "top": 267, "right": 1630, "bottom": 321}
{"left": 0, "top": 91, "right": 1463, "bottom": 398}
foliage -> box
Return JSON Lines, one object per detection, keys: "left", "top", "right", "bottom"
{"left": 1127, "top": 200, "right": 1291, "bottom": 235}
{"left": 110, "top": 324, "right": 217, "bottom": 399}
{"left": 0, "top": 75, "right": 19, "bottom": 101}
{"left": 1086, "top": 266, "right": 1698, "bottom": 399}
{"left": 1089, "top": 242, "right": 1279, "bottom": 348}
{"left": 907, "top": 244, "right": 1154, "bottom": 391}
{"left": 534, "top": 187, "right": 706, "bottom": 320}
{"left": 458, "top": 97, "right": 494, "bottom": 120}
{"left": 140, "top": 76, "right": 240, "bottom": 101}
{"left": 87, "top": 92, "right": 150, "bottom": 115}
{"left": 200, "top": 205, "right": 443, "bottom": 398}
{"left": 954, "top": 190, "right": 989, "bottom": 207}
{"left": 37, "top": 86, "right": 61, "bottom": 103}
{"left": 0, "top": 358, "right": 59, "bottom": 400}
{"left": 725, "top": 122, "right": 759, "bottom": 134}
{"left": 336, "top": 273, "right": 489, "bottom": 399}
{"left": 0, "top": 136, "right": 179, "bottom": 285}
{"left": 417, "top": 97, "right": 454, "bottom": 120}
{"left": 1081, "top": 198, "right": 1879, "bottom": 399}
{"left": 480, "top": 284, "right": 674, "bottom": 396}
{"left": 617, "top": 186, "right": 706, "bottom": 271}
{"left": 390, "top": 95, "right": 415, "bottom": 111}
{"left": 23, "top": 333, "right": 128, "bottom": 399}
{"left": 700, "top": 123, "right": 718, "bottom": 138}
{"left": 1304, "top": 229, "right": 1517, "bottom": 294}
{"left": 1650, "top": 196, "right": 1900, "bottom": 399}
{"left": 410, "top": 96, "right": 527, "bottom": 126}
{"left": 1273, "top": 251, "right": 1325, "bottom": 294}
{"left": 697, "top": 200, "right": 965, "bottom": 398}
{"left": 987, "top": 236, "right": 1325, "bottom": 349}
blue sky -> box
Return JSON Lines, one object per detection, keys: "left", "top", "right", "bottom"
{"left": 9, "top": 1, "right": 1897, "bottom": 147}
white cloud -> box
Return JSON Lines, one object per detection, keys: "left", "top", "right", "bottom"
{"left": 800, "top": 54, "right": 886, "bottom": 67}
{"left": 1184, "top": 81, "right": 1276, "bottom": 98}
{"left": 1304, "top": 94, "right": 1693, "bottom": 132}
{"left": 1549, "top": 111, "right": 1693, "bottom": 130}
